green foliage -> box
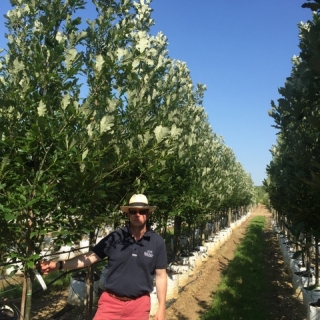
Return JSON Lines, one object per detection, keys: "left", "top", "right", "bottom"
{"left": 266, "top": 6, "right": 320, "bottom": 293}
{"left": 254, "top": 185, "right": 269, "bottom": 205}
{"left": 266, "top": 9, "right": 320, "bottom": 231}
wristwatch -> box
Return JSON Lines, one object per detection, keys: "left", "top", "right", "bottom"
{"left": 58, "top": 261, "right": 63, "bottom": 270}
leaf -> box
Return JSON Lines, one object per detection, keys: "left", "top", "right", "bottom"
{"left": 170, "top": 124, "right": 182, "bottom": 138}
{"left": 132, "top": 59, "right": 140, "bottom": 69}
{"left": 100, "top": 115, "right": 114, "bottom": 134}
{"left": 37, "top": 100, "right": 47, "bottom": 116}
{"left": 61, "top": 94, "right": 70, "bottom": 110}
{"left": 146, "top": 59, "right": 154, "bottom": 66}
{"left": 13, "top": 58, "right": 24, "bottom": 73}
{"left": 95, "top": 55, "right": 104, "bottom": 72}
{"left": 136, "top": 37, "right": 149, "bottom": 53}
{"left": 5, "top": 212, "right": 16, "bottom": 221}
{"left": 154, "top": 125, "right": 169, "bottom": 143}
{"left": 80, "top": 101, "right": 91, "bottom": 117}
{"left": 30, "top": 231, "right": 38, "bottom": 238}
{"left": 26, "top": 198, "right": 40, "bottom": 207}
{"left": 301, "top": 2, "right": 320, "bottom": 11}
{"left": 148, "top": 48, "right": 158, "bottom": 57}
{"left": 55, "top": 32, "right": 66, "bottom": 43}
{"left": 82, "top": 149, "right": 88, "bottom": 161}
{"left": 87, "top": 122, "right": 94, "bottom": 137}
{"left": 80, "top": 163, "right": 85, "bottom": 172}
{"left": 1, "top": 157, "right": 10, "bottom": 173}
{"left": 116, "top": 48, "right": 127, "bottom": 60}
{"left": 66, "top": 48, "right": 78, "bottom": 71}
{"left": 143, "top": 131, "right": 152, "bottom": 145}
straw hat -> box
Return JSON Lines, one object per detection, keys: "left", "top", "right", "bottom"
{"left": 120, "top": 194, "right": 156, "bottom": 213}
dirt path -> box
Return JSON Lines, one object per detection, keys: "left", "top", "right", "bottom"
{"left": 164, "top": 205, "right": 306, "bottom": 320}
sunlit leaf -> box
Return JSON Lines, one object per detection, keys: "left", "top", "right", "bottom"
{"left": 100, "top": 115, "right": 114, "bottom": 134}
{"left": 66, "top": 48, "right": 78, "bottom": 71}
{"left": 95, "top": 55, "right": 104, "bottom": 72}
{"left": 136, "top": 37, "right": 149, "bottom": 53}
{"left": 62, "top": 94, "right": 70, "bottom": 110}
{"left": 154, "top": 125, "right": 169, "bottom": 143}
{"left": 37, "top": 100, "right": 46, "bottom": 116}
{"left": 82, "top": 149, "right": 89, "bottom": 161}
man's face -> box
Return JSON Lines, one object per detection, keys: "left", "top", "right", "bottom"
{"left": 127, "top": 208, "right": 150, "bottom": 227}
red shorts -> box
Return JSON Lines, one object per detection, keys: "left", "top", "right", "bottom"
{"left": 93, "top": 292, "right": 150, "bottom": 320}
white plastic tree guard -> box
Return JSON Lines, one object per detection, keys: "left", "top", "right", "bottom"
{"left": 79, "top": 240, "right": 90, "bottom": 254}
{"left": 166, "top": 271, "right": 179, "bottom": 301}
{"left": 67, "top": 271, "right": 99, "bottom": 306}
{"left": 303, "top": 288, "right": 320, "bottom": 310}
{"left": 308, "top": 301, "right": 320, "bottom": 320}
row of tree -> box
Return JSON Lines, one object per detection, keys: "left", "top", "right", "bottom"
{"left": 266, "top": 0, "right": 320, "bottom": 290}
{"left": 266, "top": 1, "right": 320, "bottom": 232}
{"left": 254, "top": 186, "right": 269, "bottom": 206}
{"left": 0, "top": 1, "right": 254, "bottom": 318}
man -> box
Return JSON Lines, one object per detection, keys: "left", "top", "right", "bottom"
{"left": 40, "top": 194, "right": 168, "bottom": 320}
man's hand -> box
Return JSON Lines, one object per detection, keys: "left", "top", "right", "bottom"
{"left": 154, "top": 308, "right": 166, "bottom": 320}
{"left": 39, "top": 260, "right": 59, "bottom": 275}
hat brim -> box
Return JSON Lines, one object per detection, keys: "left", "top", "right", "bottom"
{"left": 120, "top": 206, "right": 156, "bottom": 213}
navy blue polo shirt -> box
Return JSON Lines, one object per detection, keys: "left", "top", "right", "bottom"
{"left": 92, "top": 226, "right": 167, "bottom": 297}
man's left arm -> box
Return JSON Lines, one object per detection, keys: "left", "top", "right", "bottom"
{"left": 155, "top": 268, "right": 167, "bottom": 320}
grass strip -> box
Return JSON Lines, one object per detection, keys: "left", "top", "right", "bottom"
{"left": 201, "top": 216, "right": 268, "bottom": 320}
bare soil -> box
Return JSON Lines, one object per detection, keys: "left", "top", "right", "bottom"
{"left": 28, "top": 205, "right": 306, "bottom": 319}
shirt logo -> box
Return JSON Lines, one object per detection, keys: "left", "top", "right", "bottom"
{"left": 144, "top": 250, "right": 154, "bottom": 258}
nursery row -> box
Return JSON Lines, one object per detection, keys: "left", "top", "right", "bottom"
{"left": 151, "top": 211, "right": 252, "bottom": 316}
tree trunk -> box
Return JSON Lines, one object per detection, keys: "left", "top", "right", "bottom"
{"left": 20, "top": 276, "right": 27, "bottom": 320}
{"left": 200, "top": 221, "right": 206, "bottom": 245}
{"left": 173, "top": 215, "right": 182, "bottom": 257}
{"left": 227, "top": 208, "right": 232, "bottom": 227}
{"left": 85, "top": 231, "right": 96, "bottom": 320}
{"left": 86, "top": 265, "right": 95, "bottom": 320}
{"left": 315, "top": 236, "right": 319, "bottom": 287}
{"left": 25, "top": 274, "right": 33, "bottom": 320}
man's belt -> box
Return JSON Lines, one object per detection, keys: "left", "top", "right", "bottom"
{"left": 105, "top": 290, "right": 149, "bottom": 302}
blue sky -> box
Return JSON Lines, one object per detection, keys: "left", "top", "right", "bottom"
{"left": 0, "top": 1, "right": 313, "bottom": 185}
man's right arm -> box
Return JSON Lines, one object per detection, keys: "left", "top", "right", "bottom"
{"left": 40, "top": 250, "right": 101, "bottom": 274}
